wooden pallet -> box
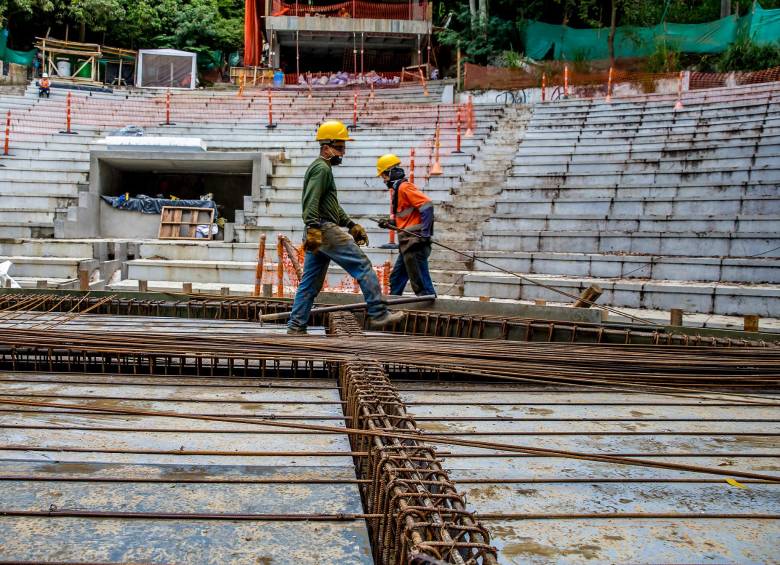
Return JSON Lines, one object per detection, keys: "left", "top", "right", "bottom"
{"left": 158, "top": 206, "right": 215, "bottom": 240}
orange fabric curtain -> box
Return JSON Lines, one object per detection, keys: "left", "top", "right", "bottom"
{"left": 244, "top": 0, "right": 261, "bottom": 66}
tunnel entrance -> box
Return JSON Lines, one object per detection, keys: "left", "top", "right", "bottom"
{"left": 109, "top": 172, "right": 251, "bottom": 223}
{"left": 59, "top": 149, "right": 270, "bottom": 240}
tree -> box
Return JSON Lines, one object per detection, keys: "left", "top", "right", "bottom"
{"left": 154, "top": 0, "right": 243, "bottom": 62}
{"left": 69, "top": 0, "right": 124, "bottom": 42}
{"left": 0, "top": 0, "right": 67, "bottom": 29}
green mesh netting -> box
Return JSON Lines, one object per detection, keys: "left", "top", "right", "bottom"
{"left": 0, "top": 29, "right": 37, "bottom": 66}
{"left": 524, "top": 3, "right": 780, "bottom": 60}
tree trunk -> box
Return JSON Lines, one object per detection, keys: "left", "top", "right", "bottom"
{"left": 721, "top": 0, "right": 732, "bottom": 17}
{"left": 468, "top": 0, "right": 477, "bottom": 30}
{"left": 478, "top": 0, "right": 488, "bottom": 28}
{"left": 79, "top": 21, "right": 86, "bottom": 43}
{"left": 608, "top": 0, "right": 618, "bottom": 67}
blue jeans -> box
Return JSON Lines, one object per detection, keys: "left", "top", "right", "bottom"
{"left": 288, "top": 222, "right": 387, "bottom": 330}
{"left": 390, "top": 240, "right": 436, "bottom": 296}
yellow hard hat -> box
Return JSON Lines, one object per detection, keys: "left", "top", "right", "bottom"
{"left": 316, "top": 120, "right": 353, "bottom": 143}
{"left": 376, "top": 153, "right": 402, "bottom": 176}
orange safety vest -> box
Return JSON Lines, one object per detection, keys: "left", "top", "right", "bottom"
{"left": 40, "top": 78, "right": 50, "bottom": 89}
{"left": 393, "top": 180, "right": 432, "bottom": 231}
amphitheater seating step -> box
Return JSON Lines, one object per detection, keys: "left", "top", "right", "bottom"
{"left": 463, "top": 272, "right": 780, "bottom": 317}
{"left": 469, "top": 251, "right": 780, "bottom": 284}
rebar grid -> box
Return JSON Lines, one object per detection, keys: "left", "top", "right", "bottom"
{"left": 330, "top": 312, "right": 498, "bottom": 565}
{"left": 1, "top": 292, "right": 775, "bottom": 347}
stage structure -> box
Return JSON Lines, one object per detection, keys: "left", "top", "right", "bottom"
{"left": 244, "top": 0, "right": 432, "bottom": 78}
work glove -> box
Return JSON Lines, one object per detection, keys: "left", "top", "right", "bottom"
{"left": 303, "top": 226, "right": 323, "bottom": 253}
{"left": 377, "top": 218, "right": 396, "bottom": 230}
{"left": 349, "top": 223, "right": 369, "bottom": 246}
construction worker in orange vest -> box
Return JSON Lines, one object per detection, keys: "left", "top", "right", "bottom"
{"left": 376, "top": 154, "right": 436, "bottom": 297}
{"left": 38, "top": 73, "right": 51, "bottom": 98}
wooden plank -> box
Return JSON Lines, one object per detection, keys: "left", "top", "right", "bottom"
{"left": 158, "top": 206, "right": 214, "bottom": 241}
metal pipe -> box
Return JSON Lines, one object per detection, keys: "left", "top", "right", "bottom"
{"left": 259, "top": 295, "right": 436, "bottom": 321}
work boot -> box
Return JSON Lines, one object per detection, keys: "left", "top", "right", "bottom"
{"left": 287, "top": 327, "right": 308, "bottom": 336}
{"left": 368, "top": 310, "right": 406, "bottom": 330}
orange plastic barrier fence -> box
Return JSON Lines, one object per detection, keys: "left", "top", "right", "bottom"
{"left": 465, "top": 62, "right": 780, "bottom": 95}
{"left": 690, "top": 65, "right": 780, "bottom": 90}
{"left": 272, "top": 235, "right": 395, "bottom": 298}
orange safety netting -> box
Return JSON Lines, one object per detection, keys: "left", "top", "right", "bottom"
{"left": 465, "top": 62, "right": 780, "bottom": 94}
{"left": 270, "top": 0, "right": 428, "bottom": 20}
{"left": 690, "top": 65, "right": 780, "bottom": 90}
{"left": 273, "top": 240, "right": 393, "bottom": 298}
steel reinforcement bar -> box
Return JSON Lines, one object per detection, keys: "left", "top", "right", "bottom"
{"left": 329, "top": 312, "right": 498, "bottom": 565}
{"left": 0, "top": 291, "right": 774, "bottom": 347}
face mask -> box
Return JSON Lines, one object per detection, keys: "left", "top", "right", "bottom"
{"left": 322, "top": 145, "right": 344, "bottom": 166}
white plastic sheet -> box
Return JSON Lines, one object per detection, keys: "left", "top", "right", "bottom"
{"left": 0, "top": 261, "right": 21, "bottom": 289}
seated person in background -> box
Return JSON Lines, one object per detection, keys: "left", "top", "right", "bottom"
{"left": 38, "top": 73, "right": 50, "bottom": 98}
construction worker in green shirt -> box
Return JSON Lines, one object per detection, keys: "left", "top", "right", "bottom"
{"left": 287, "top": 120, "right": 405, "bottom": 335}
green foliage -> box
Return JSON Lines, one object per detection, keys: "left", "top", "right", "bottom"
{"left": 69, "top": 0, "right": 125, "bottom": 32}
{"left": 2, "top": 0, "right": 243, "bottom": 57}
{"left": 489, "top": 49, "right": 523, "bottom": 68}
{"left": 438, "top": 4, "right": 520, "bottom": 65}
{"left": 645, "top": 39, "right": 682, "bottom": 72}
{"left": 716, "top": 33, "right": 780, "bottom": 72}
{"left": 571, "top": 48, "right": 590, "bottom": 73}
{"left": 153, "top": 0, "right": 243, "bottom": 56}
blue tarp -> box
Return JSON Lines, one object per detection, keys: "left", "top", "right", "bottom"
{"left": 101, "top": 195, "right": 218, "bottom": 217}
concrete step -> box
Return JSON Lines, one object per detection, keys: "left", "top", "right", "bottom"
{"left": 494, "top": 195, "right": 780, "bottom": 216}
{"left": 0, "top": 169, "right": 87, "bottom": 182}
{"left": 251, "top": 201, "right": 414, "bottom": 218}
{"left": 0, "top": 148, "right": 89, "bottom": 160}
{"left": 0, "top": 256, "right": 95, "bottom": 279}
{"left": 256, "top": 186, "right": 451, "bottom": 202}
{"left": 510, "top": 155, "right": 778, "bottom": 176}
{"left": 514, "top": 131, "right": 780, "bottom": 152}
{"left": 486, "top": 214, "right": 780, "bottom": 234}
{"left": 237, "top": 221, "right": 396, "bottom": 239}
{"left": 0, "top": 239, "right": 99, "bottom": 258}
{"left": 134, "top": 239, "right": 398, "bottom": 264}
{"left": 281, "top": 155, "right": 473, "bottom": 168}
{"left": 126, "top": 257, "right": 392, "bottom": 288}
{"left": 522, "top": 125, "right": 780, "bottom": 146}
{"left": 0, "top": 209, "right": 56, "bottom": 224}
{"left": 0, "top": 158, "right": 91, "bottom": 171}
{"left": 513, "top": 139, "right": 780, "bottom": 160}
{"left": 516, "top": 130, "right": 780, "bottom": 155}
{"left": 0, "top": 182, "right": 82, "bottom": 197}
{"left": 0, "top": 195, "right": 75, "bottom": 210}
{"left": 0, "top": 223, "right": 55, "bottom": 238}
{"left": 234, "top": 223, "right": 401, "bottom": 247}
{"left": 505, "top": 168, "right": 780, "bottom": 189}
{"left": 272, "top": 164, "right": 467, "bottom": 180}
{"left": 481, "top": 230, "right": 780, "bottom": 257}
{"left": 270, "top": 174, "right": 459, "bottom": 190}
{"left": 470, "top": 251, "right": 780, "bottom": 284}
{"left": 462, "top": 272, "right": 780, "bottom": 317}
{"left": 497, "top": 181, "right": 779, "bottom": 201}
{"left": 527, "top": 110, "right": 780, "bottom": 131}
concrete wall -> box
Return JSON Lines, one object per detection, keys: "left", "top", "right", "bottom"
{"left": 463, "top": 73, "right": 688, "bottom": 105}
{"left": 99, "top": 202, "right": 162, "bottom": 239}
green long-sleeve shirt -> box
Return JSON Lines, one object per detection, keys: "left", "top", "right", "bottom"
{"left": 301, "top": 157, "right": 352, "bottom": 228}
